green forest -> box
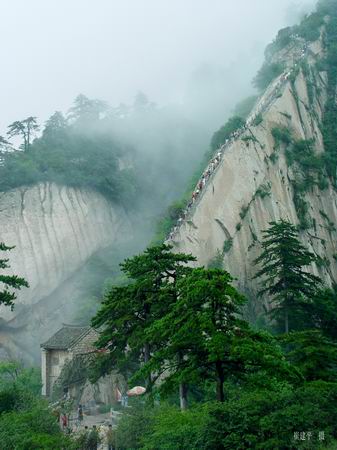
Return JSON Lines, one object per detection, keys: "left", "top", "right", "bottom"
{"left": 0, "top": 0, "right": 337, "bottom": 448}
{"left": 2, "top": 220, "right": 337, "bottom": 448}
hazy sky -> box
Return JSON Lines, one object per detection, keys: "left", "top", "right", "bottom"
{"left": 0, "top": 0, "right": 315, "bottom": 133}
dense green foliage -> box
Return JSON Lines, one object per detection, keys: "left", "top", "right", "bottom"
{"left": 210, "top": 115, "right": 245, "bottom": 152}
{"left": 0, "top": 242, "right": 29, "bottom": 309}
{"left": 105, "top": 218, "right": 337, "bottom": 449}
{"left": 0, "top": 401, "right": 71, "bottom": 450}
{"left": 153, "top": 200, "right": 187, "bottom": 244}
{"left": 253, "top": 220, "right": 320, "bottom": 333}
{"left": 0, "top": 107, "right": 138, "bottom": 203}
{"left": 271, "top": 126, "right": 292, "bottom": 148}
{"left": 297, "top": 12, "right": 325, "bottom": 42}
{"left": 265, "top": 27, "right": 294, "bottom": 59}
{"left": 0, "top": 361, "right": 41, "bottom": 396}
{"left": 5, "top": 2, "right": 337, "bottom": 447}
{"left": 91, "top": 245, "right": 196, "bottom": 386}
{"left": 253, "top": 62, "right": 285, "bottom": 92}
{"left": 0, "top": 372, "right": 77, "bottom": 449}
{"left": 92, "top": 244, "right": 302, "bottom": 405}
{"left": 264, "top": 1, "right": 330, "bottom": 61}
{"left": 321, "top": 12, "right": 337, "bottom": 182}
{"left": 115, "top": 382, "right": 337, "bottom": 449}
{"left": 270, "top": 124, "right": 329, "bottom": 230}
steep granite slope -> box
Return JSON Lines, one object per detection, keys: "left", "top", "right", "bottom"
{"left": 169, "top": 35, "right": 336, "bottom": 314}
{"left": 0, "top": 183, "right": 132, "bottom": 361}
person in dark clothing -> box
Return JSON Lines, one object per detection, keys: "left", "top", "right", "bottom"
{"left": 87, "top": 425, "right": 100, "bottom": 450}
{"left": 78, "top": 425, "right": 89, "bottom": 449}
{"left": 78, "top": 404, "right": 84, "bottom": 424}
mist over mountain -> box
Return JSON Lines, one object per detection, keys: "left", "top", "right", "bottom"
{"left": 2, "top": 0, "right": 337, "bottom": 448}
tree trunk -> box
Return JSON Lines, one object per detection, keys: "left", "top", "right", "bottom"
{"left": 176, "top": 352, "right": 188, "bottom": 410}
{"left": 23, "top": 133, "right": 28, "bottom": 152}
{"left": 179, "top": 382, "right": 188, "bottom": 410}
{"left": 27, "top": 127, "right": 30, "bottom": 151}
{"left": 285, "top": 308, "right": 289, "bottom": 334}
{"left": 144, "top": 342, "right": 152, "bottom": 389}
{"left": 215, "top": 361, "right": 225, "bottom": 402}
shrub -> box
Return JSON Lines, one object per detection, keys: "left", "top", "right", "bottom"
{"left": 296, "top": 12, "right": 325, "bottom": 42}
{"left": 139, "top": 382, "right": 337, "bottom": 450}
{"left": 0, "top": 130, "right": 138, "bottom": 204}
{"left": 239, "top": 205, "right": 249, "bottom": 220}
{"left": 208, "top": 250, "right": 224, "bottom": 269}
{"left": 265, "top": 27, "right": 294, "bottom": 59}
{"left": 242, "top": 135, "right": 258, "bottom": 146}
{"left": 211, "top": 116, "right": 245, "bottom": 152}
{"left": 269, "top": 152, "right": 279, "bottom": 164}
{"left": 253, "top": 62, "right": 285, "bottom": 92}
{"left": 256, "top": 182, "right": 272, "bottom": 199}
{"left": 223, "top": 238, "right": 233, "bottom": 253}
{"left": 253, "top": 114, "right": 263, "bottom": 126}
{"left": 271, "top": 127, "right": 292, "bottom": 148}
{"left": 0, "top": 396, "right": 73, "bottom": 450}
{"left": 154, "top": 200, "right": 186, "bottom": 243}
{"left": 293, "top": 189, "right": 311, "bottom": 230}
{"left": 115, "top": 402, "right": 156, "bottom": 449}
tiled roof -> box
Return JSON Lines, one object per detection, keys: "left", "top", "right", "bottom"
{"left": 41, "top": 324, "right": 91, "bottom": 350}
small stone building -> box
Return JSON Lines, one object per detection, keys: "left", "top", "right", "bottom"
{"left": 41, "top": 324, "right": 98, "bottom": 397}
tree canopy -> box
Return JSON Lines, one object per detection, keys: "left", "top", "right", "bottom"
{"left": 253, "top": 220, "right": 320, "bottom": 333}
{"left": 0, "top": 243, "right": 29, "bottom": 309}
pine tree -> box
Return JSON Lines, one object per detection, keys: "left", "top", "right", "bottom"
{"left": 0, "top": 243, "right": 29, "bottom": 309}
{"left": 91, "top": 244, "right": 195, "bottom": 392}
{"left": 253, "top": 220, "right": 321, "bottom": 333}
{"left": 134, "top": 268, "right": 297, "bottom": 404}
{"left": 7, "top": 117, "right": 39, "bottom": 151}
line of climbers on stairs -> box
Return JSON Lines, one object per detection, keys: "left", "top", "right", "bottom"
{"left": 167, "top": 39, "right": 310, "bottom": 242}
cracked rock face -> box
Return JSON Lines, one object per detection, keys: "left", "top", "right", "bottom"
{"left": 0, "top": 183, "right": 132, "bottom": 362}
{"left": 170, "top": 39, "right": 337, "bottom": 314}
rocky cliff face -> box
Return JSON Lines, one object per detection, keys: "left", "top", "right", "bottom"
{"left": 0, "top": 183, "right": 132, "bottom": 362}
{"left": 170, "top": 35, "right": 337, "bottom": 316}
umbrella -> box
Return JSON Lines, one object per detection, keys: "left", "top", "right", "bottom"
{"left": 127, "top": 386, "right": 146, "bottom": 397}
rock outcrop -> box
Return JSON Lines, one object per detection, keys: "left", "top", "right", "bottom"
{"left": 0, "top": 183, "right": 132, "bottom": 362}
{"left": 170, "top": 35, "right": 337, "bottom": 315}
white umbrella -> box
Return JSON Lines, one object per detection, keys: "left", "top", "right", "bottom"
{"left": 127, "top": 386, "right": 146, "bottom": 397}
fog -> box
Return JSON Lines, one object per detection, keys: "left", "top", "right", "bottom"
{"left": 0, "top": 0, "right": 319, "bottom": 351}
{"left": 0, "top": 0, "right": 315, "bottom": 134}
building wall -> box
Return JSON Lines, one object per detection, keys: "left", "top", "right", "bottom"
{"left": 47, "top": 349, "right": 71, "bottom": 396}
{"left": 72, "top": 329, "right": 99, "bottom": 355}
{"left": 42, "top": 328, "right": 100, "bottom": 398}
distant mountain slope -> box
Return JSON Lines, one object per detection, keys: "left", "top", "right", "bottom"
{"left": 0, "top": 183, "right": 132, "bottom": 362}
{"left": 169, "top": 5, "right": 337, "bottom": 317}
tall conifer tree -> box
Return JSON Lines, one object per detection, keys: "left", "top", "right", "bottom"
{"left": 0, "top": 243, "right": 29, "bottom": 309}
{"left": 253, "top": 220, "right": 320, "bottom": 333}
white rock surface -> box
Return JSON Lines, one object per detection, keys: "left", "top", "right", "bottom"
{"left": 0, "top": 183, "right": 132, "bottom": 361}
{"left": 170, "top": 42, "right": 337, "bottom": 311}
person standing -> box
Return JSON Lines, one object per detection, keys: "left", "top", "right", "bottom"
{"left": 61, "top": 413, "right": 68, "bottom": 431}
{"left": 78, "top": 425, "right": 89, "bottom": 448}
{"left": 106, "top": 424, "right": 115, "bottom": 450}
{"left": 78, "top": 404, "right": 84, "bottom": 425}
{"left": 87, "top": 425, "right": 100, "bottom": 450}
